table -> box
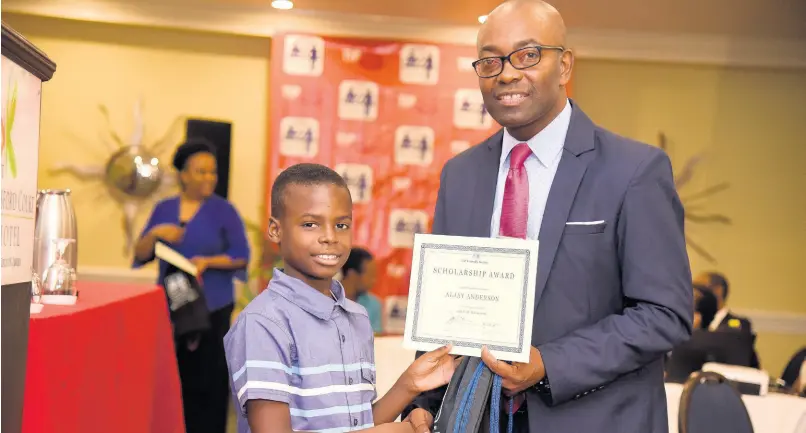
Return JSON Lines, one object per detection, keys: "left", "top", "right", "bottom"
{"left": 374, "top": 336, "right": 806, "bottom": 433}
{"left": 22, "top": 281, "right": 185, "bottom": 433}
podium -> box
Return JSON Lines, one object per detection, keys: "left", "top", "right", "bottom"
{"left": 1, "top": 21, "right": 56, "bottom": 433}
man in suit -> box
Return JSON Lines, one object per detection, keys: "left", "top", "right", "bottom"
{"left": 402, "top": 1, "right": 693, "bottom": 432}
{"left": 693, "top": 271, "right": 761, "bottom": 368}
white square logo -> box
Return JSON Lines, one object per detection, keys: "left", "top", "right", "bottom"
{"left": 283, "top": 35, "right": 325, "bottom": 76}
{"left": 338, "top": 80, "right": 379, "bottom": 121}
{"left": 399, "top": 44, "right": 440, "bottom": 85}
{"left": 383, "top": 295, "right": 409, "bottom": 334}
{"left": 279, "top": 117, "right": 319, "bottom": 158}
{"left": 394, "top": 126, "right": 434, "bottom": 166}
{"left": 334, "top": 163, "right": 373, "bottom": 203}
{"left": 453, "top": 88, "right": 492, "bottom": 130}
{"left": 388, "top": 209, "right": 429, "bottom": 248}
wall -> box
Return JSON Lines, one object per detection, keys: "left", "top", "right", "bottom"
{"left": 6, "top": 12, "right": 804, "bottom": 376}
{"left": 3, "top": 13, "right": 270, "bottom": 274}
{"left": 573, "top": 59, "right": 806, "bottom": 374}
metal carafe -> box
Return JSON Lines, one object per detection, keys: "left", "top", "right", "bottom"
{"left": 32, "top": 189, "right": 78, "bottom": 282}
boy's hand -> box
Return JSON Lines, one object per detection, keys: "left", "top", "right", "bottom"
{"left": 402, "top": 345, "right": 459, "bottom": 394}
{"left": 404, "top": 408, "right": 434, "bottom": 433}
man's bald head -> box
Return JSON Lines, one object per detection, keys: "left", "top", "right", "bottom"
{"left": 474, "top": 0, "right": 573, "bottom": 142}
{"left": 478, "top": 0, "right": 567, "bottom": 51}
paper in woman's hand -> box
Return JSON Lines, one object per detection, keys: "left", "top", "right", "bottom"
{"left": 155, "top": 242, "right": 198, "bottom": 276}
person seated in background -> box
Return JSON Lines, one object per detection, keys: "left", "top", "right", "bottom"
{"left": 341, "top": 247, "right": 383, "bottom": 333}
{"left": 693, "top": 271, "right": 760, "bottom": 368}
{"left": 665, "top": 283, "right": 751, "bottom": 382}
{"left": 693, "top": 284, "right": 719, "bottom": 330}
{"left": 223, "top": 163, "right": 458, "bottom": 433}
{"left": 793, "top": 359, "right": 806, "bottom": 396}
{"left": 781, "top": 347, "right": 806, "bottom": 396}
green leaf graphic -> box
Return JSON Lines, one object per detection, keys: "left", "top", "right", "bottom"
{"left": 6, "top": 136, "right": 16, "bottom": 177}
{"left": 5, "top": 82, "right": 18, "bottom": 178}
{"left": 8, "top": 82, "right": 17, "bottom": 132}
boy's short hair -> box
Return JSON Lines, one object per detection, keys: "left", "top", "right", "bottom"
{"left": 270, "top": 163, "right": 350, "bottom": 218}
{"left": 342, "top": 247, "right": 373, "bottom": 276}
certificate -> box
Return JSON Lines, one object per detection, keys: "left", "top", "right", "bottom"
{"left": 402, "top": 234, "right": 538, "bottom": 363}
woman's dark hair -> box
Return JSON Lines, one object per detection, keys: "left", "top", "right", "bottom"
{"left": 172, "top": 139, "right": 216, "bottom": 171}
{"left": 694, "top": 286, "right": 719, "bottom": 330}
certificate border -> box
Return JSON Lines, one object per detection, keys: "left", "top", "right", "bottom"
{"left": 409, "top": 242, "right": 531, "bottom": 354}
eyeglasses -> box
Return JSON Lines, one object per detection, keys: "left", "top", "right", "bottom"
{"left": 472, "top": 45, "right": 565, "bottom": 78}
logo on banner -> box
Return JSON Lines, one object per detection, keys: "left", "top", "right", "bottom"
{"left": 383, "top": 295, "right": 409, "bottom": 334}
{"left": 279, "top": 117, "right": 319, "bottom": 158}
{"left": 399, "top": 44, "right": 440, "bottom": 85}
{"left": 283, "top": 35, "right": 325, "bottom": 76}
{"left": 342, "top": 47, "right": 363, "bottom": 63}
{"left": 394, "top": 126, "right": 434, "bottom": 166}
{"left": 338, "top": 80, "right": 379, "bottom": 121}
{"left": 334, "top": 163, "right": 373, "bottom": 203}
{"left": 453, "top": 89, "right": 492, "bottom": 130}
{"left": 388, "top": 209, "right": 428, "bottom": 248}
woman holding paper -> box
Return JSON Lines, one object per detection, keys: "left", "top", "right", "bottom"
{"left": 133, "top": 139, "right": 250, "bottom": 433}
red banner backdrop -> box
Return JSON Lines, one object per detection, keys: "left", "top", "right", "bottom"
{"left": 265, "top": 33, "right": 572, "bottom": 304}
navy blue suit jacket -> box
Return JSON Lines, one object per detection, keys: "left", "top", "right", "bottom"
{"left": 409, "top": 102, "right": 693, "bottom": 432}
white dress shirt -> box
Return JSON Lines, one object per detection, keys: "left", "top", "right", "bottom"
{"left": 708, "top": 307, "right": 730, "bottom": 331}
{"left": 490, "top": 99, "right": 572, "bottom": 240}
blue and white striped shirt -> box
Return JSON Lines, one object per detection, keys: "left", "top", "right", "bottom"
{"left": 224, "top": 269, "right": 377, "bottom": 433}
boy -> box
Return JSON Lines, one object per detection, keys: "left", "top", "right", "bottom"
{"left": 224, "top": 163, "right": 457, "bottom": 433}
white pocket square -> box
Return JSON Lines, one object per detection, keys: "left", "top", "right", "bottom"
{"left": 566, "top": 220, "right": 606, "bottom": 226}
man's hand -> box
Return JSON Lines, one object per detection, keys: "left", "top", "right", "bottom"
{"left": 480, "top": 345, "right": 545, "bottom": 394}
{"left": 404, "top": 408, "right": 434, "bottom": 433}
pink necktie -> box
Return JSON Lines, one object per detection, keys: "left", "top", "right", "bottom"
{"left": 498, "top": 143, "right": 531, "bottom": 415}
{"left": 499, "top": 143, "right": 532, "bottom": 239}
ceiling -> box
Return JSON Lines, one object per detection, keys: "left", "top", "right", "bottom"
{"left": 4, "top": 0, "right": 805, "bottom": 69}
{"left": 186, "top": 0, "right": 806, "bottom": 40}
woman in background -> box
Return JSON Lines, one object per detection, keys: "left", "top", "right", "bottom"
{"left": 133, "top": 139, "right": 250, "bottom": 433}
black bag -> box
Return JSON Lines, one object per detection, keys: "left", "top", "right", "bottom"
{"left": 433, "top": 357, "right": 516, "bottom": 433}
{"left": 162, "top": 264, "right": 210, "bottom": 339}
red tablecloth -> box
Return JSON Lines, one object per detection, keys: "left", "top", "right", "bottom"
{"left": 22, "top": 281, "right": 185, "bottom": 433}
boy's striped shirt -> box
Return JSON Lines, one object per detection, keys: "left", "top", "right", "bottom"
{"left": 224, "top": 269, "right": 377, "bottom": 433}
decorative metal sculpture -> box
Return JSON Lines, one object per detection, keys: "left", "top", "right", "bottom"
{"left": 49, "top": 99, "right": 184, "bottom": 254}
{"left": 658, "top": 132, "right": 731, "bottom": 263}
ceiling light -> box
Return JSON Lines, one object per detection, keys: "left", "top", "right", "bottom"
{"left": 271, "top": 0, "right": 294, "bottom": 10}
{"left": 478, "top": 15, "right": 487, "bottom": 24}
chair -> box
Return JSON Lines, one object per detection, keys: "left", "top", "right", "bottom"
{"left": 780, "top": 347, "right": 806, "bottom": 389}
{"left": 678, "top": 371, "right": 754, "bottom": 433}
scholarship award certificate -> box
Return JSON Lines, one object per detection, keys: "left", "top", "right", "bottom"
{"left": 402, "top": 234, "right": 538, "bottom": 363}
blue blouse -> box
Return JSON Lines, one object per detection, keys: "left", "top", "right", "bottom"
{"left": 133, "top": 195, "right": 250, "bottom": 311}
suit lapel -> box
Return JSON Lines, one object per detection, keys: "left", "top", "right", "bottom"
{"left": 469, "top": 129, "right": 504, "bottom": 237}
{"left": 535, "top": 103, "right": 597, "bottom": 299}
